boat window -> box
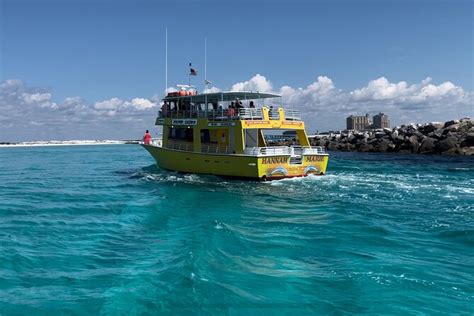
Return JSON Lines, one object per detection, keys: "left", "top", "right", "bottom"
{"left": 168, "top": 127, "right": 193, "bottom": 142}
{"left": 262, "top": 129, "right": 299, "bottom": 146}
{"left": 200, "top": 129, "right": 211, "bottom": 143}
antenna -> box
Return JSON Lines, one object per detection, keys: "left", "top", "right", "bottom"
{"left": 165, "top": 27, "right": 168, "bottom": 94}
{"left": 204, "top": 37, "right": 207, "bottom": 92}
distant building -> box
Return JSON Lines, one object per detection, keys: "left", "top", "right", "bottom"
{"left": 373, "top": 113, "right": 390, "bottom": 129}
{"left": 346, "top": 114, "right": 372, "bottom": 131}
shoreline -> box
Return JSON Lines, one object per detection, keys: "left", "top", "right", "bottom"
{"left": 0, "top": 140, "right": 140, "bottom": 148}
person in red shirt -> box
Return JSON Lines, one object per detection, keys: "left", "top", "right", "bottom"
{"left": 143, "top": 130, "right": 152, "bottom": 145}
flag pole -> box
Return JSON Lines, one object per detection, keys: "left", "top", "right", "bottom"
{"left": 204, "top": 37, "right": 207, "bottom": 116}
{"left": 165, "top": 27, "right": 168, "bottom": 94}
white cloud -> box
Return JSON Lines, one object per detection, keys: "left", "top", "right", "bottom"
{"left": 350, "top": 76, "right": 467, "bottom": 106}
{"left": 0, "top": 80, "right": 159, "bottom": 141}
{"left": 94, "top": 97, "right": 124, "bottom": 110}
{"left": 230, "top": 74, "right": 273, "bottom": 92}
{"left": 0, "top": 76, "right": 472, "bottom": 141}
{"left": 203, "top": 86, "right": 221, "bottom": 93}
{"left": 131, "top": 98, "right": 155, "bottom": 109}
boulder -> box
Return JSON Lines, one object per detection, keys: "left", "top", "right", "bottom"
{"left": 461, "top": 147, "right": 474, "bottom": 156}
{"left": 373, "top": 139, "right": 391, "bottom": 152}
{"left": 435, "top": 136, "right": 458, "bottom": 153}
{"left": 465, "top": 133, "right": 474, "bottom": 146}
{"left": 441, "top": 147, "right": 460, "bottom": 155}
{"left": 458, "top": 120, "right": 473, "bottom": 133}
{"left": 419, "top": 123, "right": 437, "bottom": 134}
{"left": 407, "top": 135, "right": 420, "bottom": 152}
{"left": 444, "top": 119, "right": 460, "bottom": 128}
{"left": 419, "top": 137, "right": 436, "bottom": 154}
{"left": 358, "top": 144, "right": 374, "bottom": 152}
{"left": 443, "top": 124, "right": 459, "bottom": 134}
{"left": 405, "top": 125, "right": 417, "bottom": 136}
{"left": 428, "top": 129, "right": 444, "bottom": 139}
{"left": 327, "top": 141, "right": 339, "bottom": 151}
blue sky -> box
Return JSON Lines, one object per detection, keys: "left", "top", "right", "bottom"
{"left": 0, "top": 0, "right": 473, "bottom": 141}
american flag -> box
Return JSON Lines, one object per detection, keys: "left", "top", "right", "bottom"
{"left": 189, "top": 63, "right": 197, "bottom": 76}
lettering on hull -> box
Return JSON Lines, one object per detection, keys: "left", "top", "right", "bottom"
{"left": 306, "top": 155, "right": 325, "bottom": 162}
{"left": 261, "top": 156, "right": 288, "bottom": 164}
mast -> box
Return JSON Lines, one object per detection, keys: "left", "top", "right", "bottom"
{"left": 204, "top": 37, "right": 207, "bottom": 116}
{"left": 165, "top": 27, "right": 168, "bottom": 94}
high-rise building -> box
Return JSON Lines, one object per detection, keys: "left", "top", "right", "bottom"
{"left": 346, "top": 114, "right": 372, "bottom": 131}
{"left": 373, "top": 113, "right": 390, "bottom": 129}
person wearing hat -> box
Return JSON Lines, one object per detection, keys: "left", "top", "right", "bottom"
{"left": 235, "top": 98, "right": 243, "bottom": 109}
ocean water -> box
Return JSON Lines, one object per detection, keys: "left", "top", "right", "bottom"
{"left": 0, "top": 145, "right": 473, "bottom": 315}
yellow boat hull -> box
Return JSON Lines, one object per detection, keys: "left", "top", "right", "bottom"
{"left": 142, "top": 145, "right": 329, "bottom": 180}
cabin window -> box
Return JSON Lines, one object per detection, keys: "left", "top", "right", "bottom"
{"left": 200, "top": 129, "right": 211, "bottom": 143}
{"left": 168, "top": 127, "right": 193, "bottom": 142}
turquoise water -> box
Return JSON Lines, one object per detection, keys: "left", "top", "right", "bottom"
{"left": 0, "top": 145, "right": 473, "bottom": 315}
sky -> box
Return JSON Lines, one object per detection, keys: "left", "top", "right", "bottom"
{"left": 0, "top": 0, "right": 473, "bottom": 141}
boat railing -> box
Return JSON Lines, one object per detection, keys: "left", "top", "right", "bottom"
{"left": 284, "top": 109, "right": 302, "bottom": 121}
{"left": 244, "top": 146, "right": 292, "bottom": 156}
{"left": 159, "top": 107, "right": 303, "bottom": 121}
{"left": 237, "top": 108, "right": 264, "bottom": 120}
{"left": 243, "top": 146, "right": 326, "bottom": 156}
{"left": 201, "top": 144, "right": 233, "bottom": 154}
{"left": 302, "top": 146, "right": 326, "bottom": 155}
{"left": 268, "top": 109, "right": 280, "bottom": 120}
{"left": 150, "top": 139, "right": 162, "bottom": 147}
{"left": 165, "top": 141, "right": 194, "bottom": 152}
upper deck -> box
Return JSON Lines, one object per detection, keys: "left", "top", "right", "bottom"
{"left": 158, "top": 91, "right": 302, "bottom": 122}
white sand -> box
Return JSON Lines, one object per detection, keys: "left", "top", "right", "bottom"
{"left": 0, "top": 140, "right": 137, "bottom": 148}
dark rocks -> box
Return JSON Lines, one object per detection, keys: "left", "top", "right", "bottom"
{"left": 419, "top": 137, "right": 436, "bottom": 154}
{"left": 309, "top": 118, "right": 473, "bottom": 155}
{"left": 444, "top": 119, "right": 460, "bottom": 128}
{"left": 465, "top": 133, "right": 474, "bottom": 146}
{"left": 435, "top": 136, "right": 458, "bottom": 153}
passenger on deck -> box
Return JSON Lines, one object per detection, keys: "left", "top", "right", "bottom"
{"left": 249, "top": 101, "right": 255, "bottom": 108}
{"left": 143, "top": 130, "right": 152, "bottom": 145}
{"left": 228, "top": 102, "right": 236, "bottom": 116}
{"left": 161, "top": 101, "right": 169, "bottom": 117}
{"left": 235, "top": 98, "right": 243, "bottom": 109}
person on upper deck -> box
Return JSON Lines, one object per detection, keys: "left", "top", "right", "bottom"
{"left": 161, "top": 101, "right": 169, "bottom": 116}
{"left": 235, "top": 98, "right": 243, "bottom": 109}
{"left": 143, "top": 130, "right": 152, "bottom": 145}
{"left": 249, "top": 101, "right": 255, "bottom": 108}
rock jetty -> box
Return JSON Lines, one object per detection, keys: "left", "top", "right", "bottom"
{"left": 310, "top": 118, "right": 474, "bottom": 155}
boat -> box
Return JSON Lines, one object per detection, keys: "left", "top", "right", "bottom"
{"left": 142, "top": 88, "right": 329, "bottom": 180}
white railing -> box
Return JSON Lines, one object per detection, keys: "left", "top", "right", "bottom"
{"left": 150, "top": 139, "right": 162, "bottom": 147}
{"left": 159, "top": 107, "right": 302, "bottom": 121}
{"left": 285, "top": 109, "right": 302, "bottom": 121}
{"left": 244, "top": 146, "right": 292, "bottom": 156}
{"left": 166, "top": 142, "right": 194, "bottom": 152}
{"left": 268, "top": 109, "right": 280, "bottom": 120}
{"left": 302, "top": 146, "right": 326, "bottom": 155}
{"left": 200, "top": 145, "right": 233, "bottom": 154}
{"left": 238, "top": 108, "right": 263, "bottom": 120}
